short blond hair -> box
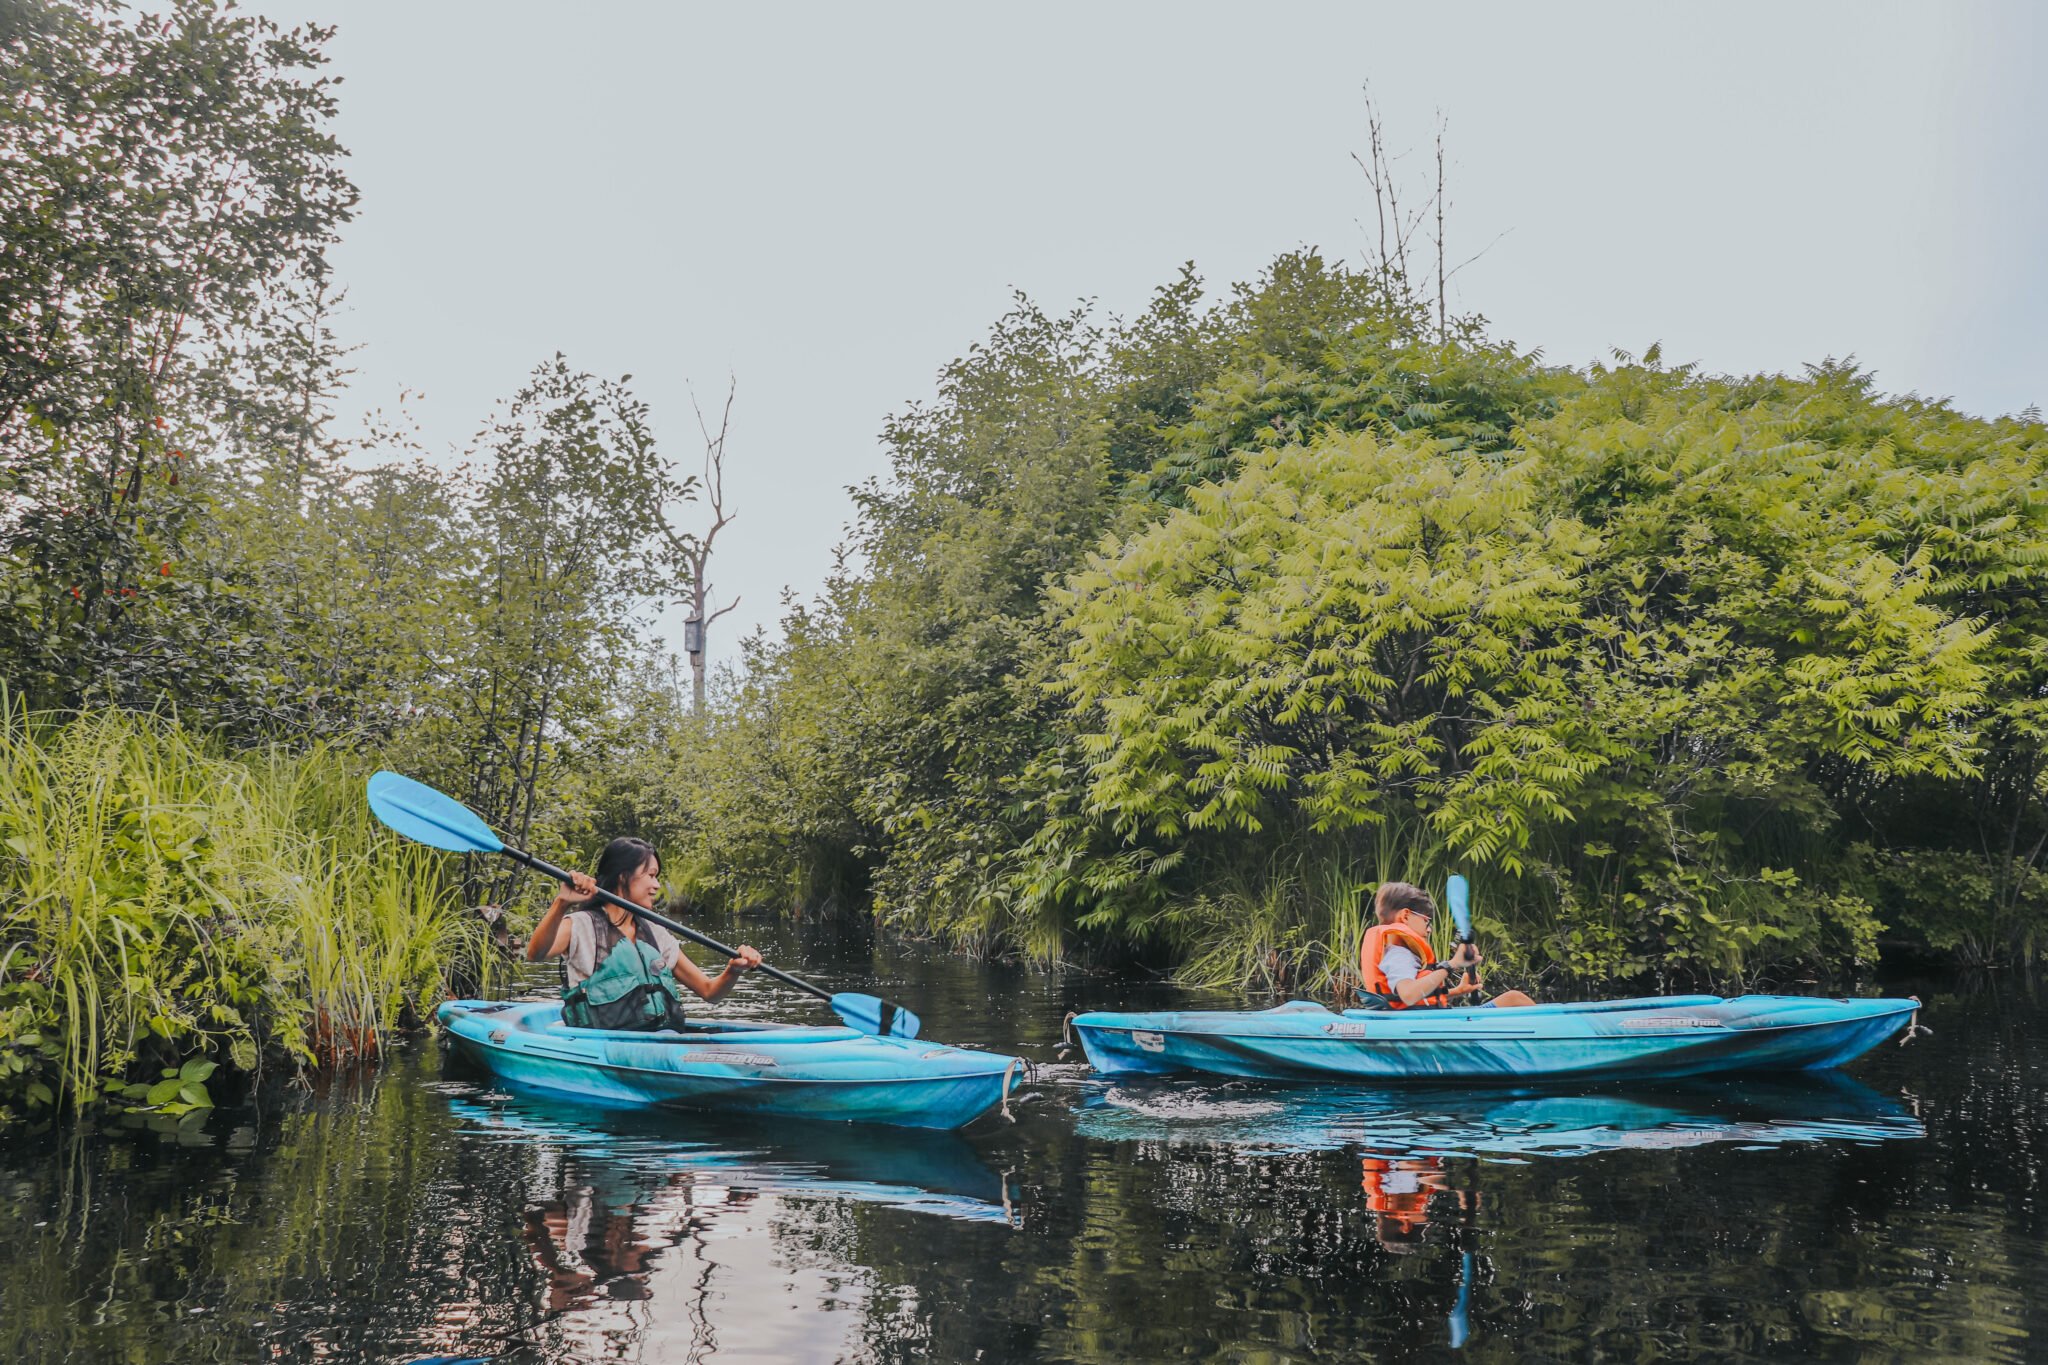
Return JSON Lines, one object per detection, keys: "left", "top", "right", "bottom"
{"left": 1373, "top": 881, "right": 1435, "bottom": 924}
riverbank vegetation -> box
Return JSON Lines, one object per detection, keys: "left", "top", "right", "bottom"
{"left": 660, "top": 264, "right": 2048, "bottom": 993}
{"left": 0, "top": 704, "right": 486, "bottom": 1119}
{"left": 0, "top": 2, "right": 691, "bottom": 1116}
{"left": 3, "top": 0, "right": 2043, "bottom": 1121}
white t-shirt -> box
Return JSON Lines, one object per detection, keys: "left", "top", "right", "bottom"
{"left": 1380, "top": 943, "right": 1425, "bottom": 986}
{"left": 562, "top": 913, "right": 681, "bottom": 989}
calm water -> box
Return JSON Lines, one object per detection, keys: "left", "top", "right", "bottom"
{"left": 2, "top": 920, "right": 2042, "bottom": 1364}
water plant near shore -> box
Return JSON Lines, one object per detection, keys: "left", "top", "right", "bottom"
{"left": 0, "top": 702, "right": 490, "bottom": 1121}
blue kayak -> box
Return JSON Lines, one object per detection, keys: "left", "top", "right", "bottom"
{"left": 437, "top": 1000, "right": 1021, "bottom": 1130}
{"left": 1071, "top": 994, "right": 1920, "bottom": 1083}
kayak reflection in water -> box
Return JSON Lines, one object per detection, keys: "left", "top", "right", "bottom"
{"left": 1360, "top": 1156, "right": 1479, "bottom": 1253}
{"left": 526, "top": 838, "right": 763, "bottom": 1031}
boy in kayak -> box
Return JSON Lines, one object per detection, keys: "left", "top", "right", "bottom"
{"left": 1358, "top": 881, "right": 1535, "bottom": 1009}
{"left": 526, "top": 836, "right": 763, "bottom": 1030}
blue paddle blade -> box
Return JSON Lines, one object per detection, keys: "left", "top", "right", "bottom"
{"left": 366, "top": 771, "right": 504, "bottom": 855}
{"left": 1449, "top": 1250, "right": 1474, "bottom": 1349}
{"left": 1446, "top": 874, "right": 1473, "bottom": 940}
{"left": 831, "top": 992, "right": 921, "bottom": 1039}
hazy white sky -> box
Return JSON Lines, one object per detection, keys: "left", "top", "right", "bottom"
{"left": 251, "top": 1, "right": 2046, "bottom": 657}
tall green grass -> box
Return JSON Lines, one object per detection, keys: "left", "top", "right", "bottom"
{"left": 1166, "top": 822, "right": 1460, "bottom": 996}
{"left": 0, "top": 702, "right": 491, "bottom": 1119}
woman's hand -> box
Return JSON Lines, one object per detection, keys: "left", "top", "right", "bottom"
{"left": 680, "top": 944, "right": 764, "bottom": 1000}
{"left": 528, "top": 872, "right": 596, "bottom": 962}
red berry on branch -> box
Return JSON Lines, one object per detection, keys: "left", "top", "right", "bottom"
{"left": 159, "top": 562, "right": 172, "bottom": 576}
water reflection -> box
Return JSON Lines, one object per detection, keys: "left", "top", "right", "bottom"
{"left": 441, "top": 1085, "right": 1017, "bottom": 1227}
{"left": 1072, "top": 1070, "right": 1926, "bottom": 1158}
{"left": 1066, "top": 1070, "right": 1927, "bottom": 1356}
{"left": 0, "top": 935, "right": 2039, "bottom": 1365}
{"left": 1360, "top": 1156, "right": 1477, "bottom": 1251}
{"left": 419, "top": 1086, "right": 1020, "bottom": 1362}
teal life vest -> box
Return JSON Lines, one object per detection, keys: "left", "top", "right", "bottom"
{"left": 561, "top": 913, "right": 686, "bottom": 1032}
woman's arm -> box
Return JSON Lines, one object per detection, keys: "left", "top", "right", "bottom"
{"left": 526, "top": 872, "right": 597, "bottom": 962}
{"left": 673, "top": 944, "right": 763, "bottom": 1001}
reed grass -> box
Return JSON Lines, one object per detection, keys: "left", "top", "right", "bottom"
{"left": 0, "top": 701, "right": 491, "bottom": 1118}
{"left": 1155, "top": 820, "right": 1607, "bottom": 999}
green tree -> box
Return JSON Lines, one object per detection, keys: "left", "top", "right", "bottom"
{"left": 0, "top": 0, "right": 355, "bottom": 709}
{"left": 427, "top": 358, "right": 683, "bottom": 906}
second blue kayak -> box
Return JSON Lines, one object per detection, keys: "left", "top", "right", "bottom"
{"left": 1071, "top": 994, "right": 1919, "bottom": 1083}
{"left": 438, "top": 1000, "right": 1021, "bottom": 1130}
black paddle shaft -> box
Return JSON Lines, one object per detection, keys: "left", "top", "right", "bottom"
{"left": 503, "top": 846, "right": 832, "bottom": 1004}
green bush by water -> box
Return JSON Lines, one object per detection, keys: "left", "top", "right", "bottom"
{"left": 660, "top": 259, "right": 2048, "bottom": 993}
{"left": 0, "top": 704, "right": 490, "bottom": 1121}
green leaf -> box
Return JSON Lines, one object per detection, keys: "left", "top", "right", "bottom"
{"left": 178, "top": 1057, "right": 216, "bottom": 1084}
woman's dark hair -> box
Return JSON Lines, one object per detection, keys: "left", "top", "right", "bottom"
{"left": 1374, "top": 881, "right": 1436, "bottom": 924}
{"left": 593, "top": 837, "right": 660, "bottom": 897}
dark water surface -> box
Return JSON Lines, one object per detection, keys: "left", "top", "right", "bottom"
{"left": 3, "top": 920, "right": 2042, "bottom": 1364}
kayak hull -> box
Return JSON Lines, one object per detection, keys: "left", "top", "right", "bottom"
{"left": 1070, "top": 994, "right": 1918, "bottom": 1083}
{"left": 437, "top": 1000, "right": 1018, "bottom": 1130}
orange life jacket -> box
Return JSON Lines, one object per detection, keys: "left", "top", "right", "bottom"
{"left": 1358, "top": 922, "right": 1445, "bottom": 1009}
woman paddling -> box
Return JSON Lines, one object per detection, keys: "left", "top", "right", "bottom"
{"left": 526, "top": 837, "right": 763, "bottom": 1031}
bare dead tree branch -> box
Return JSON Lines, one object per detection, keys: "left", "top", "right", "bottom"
{"left": 1434, "top": 115, "right": 1447, "bottom": 341}
{"left": 671, "top": 375, "right": 741, "bottom": 714}
{"left": 1352, "top": 86, "right": 1460, "bottom": 332}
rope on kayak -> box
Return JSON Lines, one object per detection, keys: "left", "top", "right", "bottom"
{"left": 1899, "top": 995, "right": 1932, "bottom": 1047}
{"left": 998, "top": 1055, "right": 1024, "bottom": 1121}
{"left": 1057, "top": 1011, "right": 1079, "bottom": 1060}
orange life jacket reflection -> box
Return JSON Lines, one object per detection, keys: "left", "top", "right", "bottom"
{"left": 1360, "top": 1157, "right": 1436, "bottom": 1235}
{"left": 1358, "top": 923, "right": 1446, "bottom": 1008}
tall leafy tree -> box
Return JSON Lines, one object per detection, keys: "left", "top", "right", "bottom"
{"left": 435, "top": 358, "right": 680, "bottom": 905}
{"left": 0, "top": 0, "right": 356, "bottom": 709}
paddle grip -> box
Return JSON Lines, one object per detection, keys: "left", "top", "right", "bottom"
{"left": 505, "top": 847, "right": 832, "bottom": 1003}
{"left": 1458, "top": 932, "right": 1481, "bottom": 991}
